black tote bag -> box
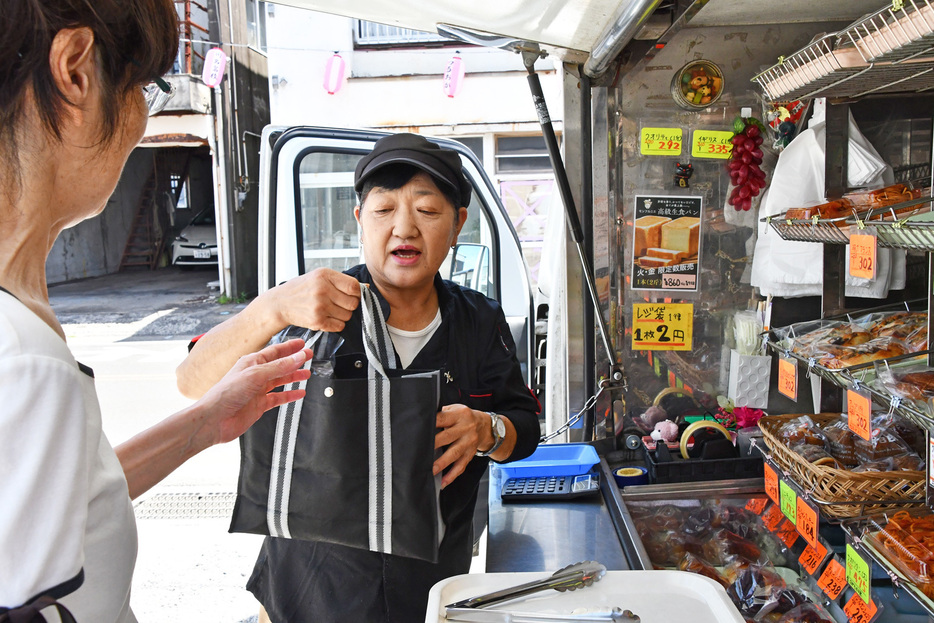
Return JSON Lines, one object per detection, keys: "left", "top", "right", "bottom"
{"left": 230, "top": 283, "right": 441, "bottom": 563}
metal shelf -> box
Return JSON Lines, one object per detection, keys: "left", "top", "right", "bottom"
{"left": 752, "top": 0, "right": 934, "bottom": 101}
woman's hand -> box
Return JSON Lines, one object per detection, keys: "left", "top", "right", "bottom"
{"left": 178, "top": 268, "right": 359, "bottom": 399}
{"left": 269, "top": 268, "right": 361, "bottom": 333}
{"left": 194, "top": 338, "right": 313, "bottom": 447}
{"left": 119, "top": 338, "right": 313, "bottom": 500}
{"left": 433, "top": 404, "right": 515, "bottom": 489}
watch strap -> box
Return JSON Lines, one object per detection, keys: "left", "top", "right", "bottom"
{"left": 476, "top": 411, "right": 505, "bottom": 457}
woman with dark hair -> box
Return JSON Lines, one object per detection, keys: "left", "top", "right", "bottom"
{"left": 177, "top": 133, "right": 542, "bottom": 622}
{"left": 0, "top": 2, "right": 312, "bottom": 621}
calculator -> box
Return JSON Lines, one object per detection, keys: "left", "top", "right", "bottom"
{"left": 500, "top": 473, "right": 600, "bottom": 503}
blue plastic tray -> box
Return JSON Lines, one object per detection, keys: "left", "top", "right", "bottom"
{"left": 497, "top": 444, "right": 600, "bottom": 478}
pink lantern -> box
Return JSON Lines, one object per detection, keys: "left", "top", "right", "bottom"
{"left": 323, "top": 53, "right": 346, "bottom": 95}
{"left": 442, "top": 53, "right": 465, "bottom": 98}
{"left": 201, "top": 47, "right": 227, "bottom": 88}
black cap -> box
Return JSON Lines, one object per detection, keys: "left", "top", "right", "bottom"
{"left": 354, "top": 133, "right": 472, "bottom": 208}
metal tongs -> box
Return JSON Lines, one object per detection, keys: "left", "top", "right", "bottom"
{"left": 444, "top": 561, "right": 640, "bottom": 622}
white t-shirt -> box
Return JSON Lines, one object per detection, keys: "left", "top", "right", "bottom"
{"left": 387, "top": 309, "right": 442, "bottom": 369}
{"left": 0, "top": 290, "right": 137, "bottom": 622}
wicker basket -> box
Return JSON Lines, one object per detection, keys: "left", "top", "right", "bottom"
{"left": 758, "top": 413, "right": 925, "bottom": 519}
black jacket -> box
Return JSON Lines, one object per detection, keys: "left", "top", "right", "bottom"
{"left": 248, "top": 265, "right": 540, "bottom": 622}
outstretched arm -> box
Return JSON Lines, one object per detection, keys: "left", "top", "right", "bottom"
{"left": 176, "top": 268, "right": 361, "bottom": 399}
{"left": 118, "top": 339, "right": 311, "bottom": 500}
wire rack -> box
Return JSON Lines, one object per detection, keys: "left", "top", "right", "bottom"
{"left": 752, "top": 0, "right": 934, "bottom": 101}
{"left": 842, "top": 0, "right": 934, "bottom": 63}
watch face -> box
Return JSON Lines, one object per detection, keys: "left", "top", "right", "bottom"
{"left": 493, "top": 416, "right": 506, "bottom": 438}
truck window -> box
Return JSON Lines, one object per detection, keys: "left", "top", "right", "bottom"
{"left": 295, "top": 147, "right": 495, "bottom": 298}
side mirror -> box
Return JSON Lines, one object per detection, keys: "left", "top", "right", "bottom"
{"left": 449, "top": 243, "right": 490, "bottom": 296}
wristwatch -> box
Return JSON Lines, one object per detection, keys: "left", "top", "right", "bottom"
{"left": 476, "top": 411, "right": 506, "bottom": 457}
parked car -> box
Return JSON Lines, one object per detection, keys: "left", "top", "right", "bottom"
{"left": 171, "top": 208, "right": 218, "bottom": 267}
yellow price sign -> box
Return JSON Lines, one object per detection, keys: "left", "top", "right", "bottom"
{"left": 691, "top": 130, "right": 734, "bottom": 159}
{"left": 640, "top": 127, "right": 683, "bottom": 156}
{"left": 632, "top": 303, "right": 693, "bottom": 351}
{"left": 846, "top": 543, "right": 871, "bottom": 605}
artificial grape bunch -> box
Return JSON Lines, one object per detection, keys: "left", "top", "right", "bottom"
{"left": 727, "top": 117, "right": 768, "bottom": 211}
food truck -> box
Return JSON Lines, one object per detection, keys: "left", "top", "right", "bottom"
{"left": 257, "top": 0, "right": 934, "bottom": 620}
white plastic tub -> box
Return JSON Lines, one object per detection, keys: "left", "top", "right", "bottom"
{"left": 426, "top": 569, "right": 744, "bottom": 623}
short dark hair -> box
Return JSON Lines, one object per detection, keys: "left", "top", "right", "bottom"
{"left": 358, "top": 163, "right": 460, "bottom": 211}
{"left": 0, "top": 0, "right": 179, "bottom": 163}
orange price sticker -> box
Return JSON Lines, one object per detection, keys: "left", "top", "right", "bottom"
{"left": 762, "top": 503, "right": 784, "bottom": 532}
{"left": 849, "top": 232, "right": 877, "bottom": 280}
{"left": 776, "top": 519, "right": 800, "bottom": 548}
{"left": 844, "top": 593, "right": 878, "bottom": 623}
{"left": 764, "top": 462, "right": 780, "bottom": 504}
{"left": 796, "top": 496, "right": 819, "bottom": 548}
{"left": 817, "top": 557, "right": 847, "bottom": 600}
{"left": 778, "top": 356, "right": 797, "bottom": 401}
{"left": 847, "top": 389, "right": 872, "bottom": 441}
{"left": 745, "top": 497, "right": 768, "bottom": 515}
{"left": 799, "top": 541, "right": 829, "bottom": 576}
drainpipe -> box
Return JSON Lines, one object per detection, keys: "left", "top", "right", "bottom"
{"left": 582, "top": 0, "right": 663, "bottom": 78}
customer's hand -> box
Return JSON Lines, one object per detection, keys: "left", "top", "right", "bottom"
{"left": 195, "top": 338, "right": 313, "bottom": 447}
{"left": 267, "top": 268, "right": 361, "bottom": 333}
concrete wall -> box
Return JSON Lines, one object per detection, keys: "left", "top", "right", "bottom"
{"left": 46, "top": 150, "right": 151, "bottom": 284}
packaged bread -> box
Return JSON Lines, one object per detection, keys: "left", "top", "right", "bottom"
{"left": 784, "top": 198, "right": 854, "bottom": 221}
{"left": 660, "top": 216, "right": 700, "bottom": 257}
{"left": 820, "top": 415, "right": 858, "bottom": 466}
{"left": 853, "top": 413, "right": 914, "bottom": 464}
{"left": 861, "top": 310, "right": 928, "bottom": 352}
{"left": 634, "top": 215, "right": 671, "bottom": 256}
{"left": 816, "top": 336, "right": 908, "bottom": 369}
{"left": 776, "top": 320, "right": 871, "bottom": 359}
{"left": 777, "top": 415, "right": 827, "bottom": 448}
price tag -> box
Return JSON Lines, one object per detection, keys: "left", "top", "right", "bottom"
{"left": 844, "top": 592, "right": 878, "bottom": 623}
{"left": 847, "top": 389, "right": 872, "bottom": 441}
{"left": 640, "top": 127, "right": 683, "bottom": 156}
{"left": 691, "top": 130, "right": 734, "bottom": 159}
{"left": 632, "top": 303, "right": 693, "bottom": 352}
{"left": 849, "top": 232, "right": 877, "bottom": 280}
{"left": 799, "top": 541, "right": 829, "bottom": 576}
{"left": 745, "top": 497, "right": 768, "bottom": 514}
{"left": 779, "top": 479, "right": 797, "bottom": 523}
{"left": 796, "top": 496, "right": 819, "bottom": 548}
{"left": 764, "top": 462, "right": 780, "bottom": 505}
{"left": 776, "top": 519, "right": 800, "bottom": 548}
{"left": 846, "top": 543, "right": 871, "bottom": 605}
{"left": 778, "top": 356, "right": 797, "bottom": 401}
{"left": 817, "top": 557, "right": 847, "bottom": 600}
{"left": 762, "top": 503, "right": 784, "bottom": 531}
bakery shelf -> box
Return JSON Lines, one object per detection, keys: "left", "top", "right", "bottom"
{"left": 842, "top": 514, "right": 934, "bottom": 620}
{"left": 840, "top": 0, "right": 934, "bottom": 65}
{"left": 765, "top": 336, "right": 934, "bottom": 428}
{"left": 763, "top": 193, "right": 934, "bottom": 248}
{"left": 752, "top": 1, "right": 934, "bottom": 102}
{"left": 763, "top": 214, "right": 851, "bottom": 244}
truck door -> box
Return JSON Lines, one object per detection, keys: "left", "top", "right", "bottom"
{"left": 257, "top": 126, "right": 535, "bottom": 383}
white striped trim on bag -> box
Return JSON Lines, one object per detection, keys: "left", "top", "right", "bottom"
{"left": 267, "top": 329, "right": 321, "bottom": 538}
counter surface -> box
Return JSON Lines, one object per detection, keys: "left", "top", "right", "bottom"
{"left": 484, "top": 462, "right": 629, "bottom": 572}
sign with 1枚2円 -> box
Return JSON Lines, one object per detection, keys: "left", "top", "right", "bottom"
{"left": 632, "top": 303, "right": 693, "bottom": 351}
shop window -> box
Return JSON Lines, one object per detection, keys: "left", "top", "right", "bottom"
{"left": 495, "top": 135, "right": 553, "bottom": 174}
{"left": 354, "top": 20, "right": 450, "bottom": 47}
{"left": 246, "top": 0, "right": 268, "bottom": 53}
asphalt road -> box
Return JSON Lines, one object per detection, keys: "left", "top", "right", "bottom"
{"left": 50, "top": 267, "right": 264, "bottom": 623}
